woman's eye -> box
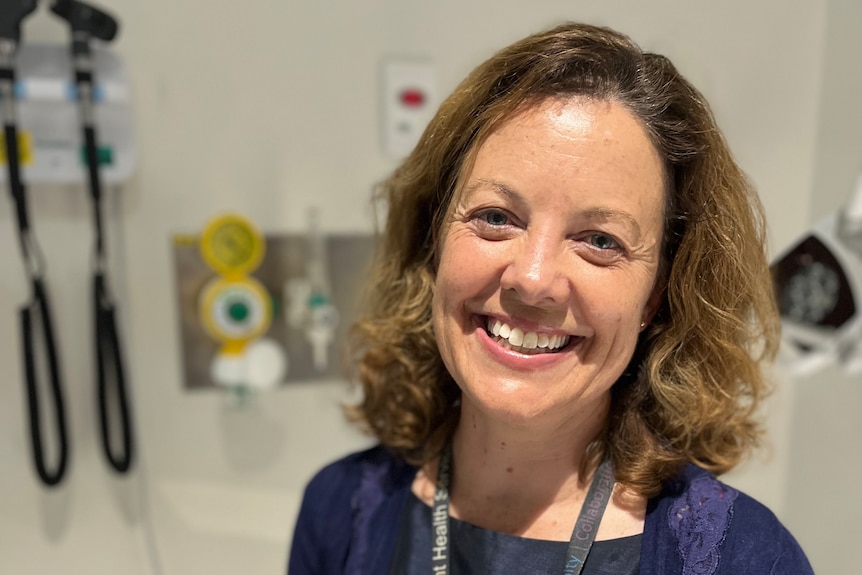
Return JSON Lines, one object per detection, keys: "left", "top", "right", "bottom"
{"left": 589, "top": 233, "right": 620, "bottom": 250}
{"left": 479, "top": 210, "right": 509, "bottom": 226}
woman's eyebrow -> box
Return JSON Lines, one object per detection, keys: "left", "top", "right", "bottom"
{"left": 464, "top": 178, "right": 522, "bottom": 201}
{"left": 580, "top": 207, "right": 643, "bottom": 240}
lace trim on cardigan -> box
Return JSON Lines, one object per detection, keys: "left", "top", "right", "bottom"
{"left": 668, "top": 474, "right": 738, "bottom": 575}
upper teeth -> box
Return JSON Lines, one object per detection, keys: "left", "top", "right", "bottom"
{"left": 488, "top": 319, "right": 570, "bottom": 351}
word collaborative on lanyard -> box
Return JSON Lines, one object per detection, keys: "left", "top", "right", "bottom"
{"left": 50, "top": 0, "right": 134, "bottom": 475}
{"left": 431, "top": 444, "right": 615, "bottom": 575}
{"left": 1, "top": 0, "right": 70, "bottom": 488}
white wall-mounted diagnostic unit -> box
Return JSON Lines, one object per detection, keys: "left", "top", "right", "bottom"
{"left": 0, "top": 43, "right": 135, "bottom": 184}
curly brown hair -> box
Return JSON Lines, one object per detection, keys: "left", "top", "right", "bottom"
{"left": 347, "top": 22, "right": 779, "bottom": 497}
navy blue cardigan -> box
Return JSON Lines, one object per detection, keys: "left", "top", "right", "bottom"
{"left": 288, "top": 446, "right": 812, "bottom": 574}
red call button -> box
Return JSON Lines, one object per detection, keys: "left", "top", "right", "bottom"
{"left": 399, "top": 88, "right": 425, "bottom": 107}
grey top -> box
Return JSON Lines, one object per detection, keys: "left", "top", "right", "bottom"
{"left": 388, "top": 491, "right": 641, "bottom": 574}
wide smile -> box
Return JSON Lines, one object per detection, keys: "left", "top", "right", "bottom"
{"left": 483, "top": 317, "right": 579, "bottom": 356}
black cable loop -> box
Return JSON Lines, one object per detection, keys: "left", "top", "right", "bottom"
{"left": 94, "top": 271, "right": 133, "bottom": 472}
{"left": 21, "top": 278, "right": 70, "bottom": 486}
{"left": 17, "top": 0, "right": 134, "bottom": 478}
{"left": 68, "top": 29, "right": 133, "bottom": 474}
{"left": 2, "top": 58, "right": 70, "bottom": 487}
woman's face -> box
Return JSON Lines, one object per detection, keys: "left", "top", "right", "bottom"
{"left": 432, "top": 97, "right": 665, "bottom": 426}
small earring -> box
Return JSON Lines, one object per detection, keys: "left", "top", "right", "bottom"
{"left": 640, "top": 321, "right": 646, "bottom": 328}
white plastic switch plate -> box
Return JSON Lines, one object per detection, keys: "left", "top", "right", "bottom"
{"left": 381, "top": 58, "right": 437, "bottom": 158}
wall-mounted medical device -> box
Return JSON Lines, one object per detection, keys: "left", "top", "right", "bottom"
{"left": 2, "top": 0, "right": 135, "bottom": 488}
{"left": 771, "top": 175, "right": 862, "bottom": 376}
{"left": 0, "top": 42, "right": 134, "bottom": 185}
{"left": 1, "top": 0, "right": 69, "bottom": 489}
{"left": 284, "top": 208, "right": 339, "bottom": 372}
{"left": 53, "top": 0, "right": 135, "bottom": 477}
{"left": 172, "top": 214, "right": 375, "bottom": 392}
{"left": 197, "top": 213, "right": 287, "bottom": 395}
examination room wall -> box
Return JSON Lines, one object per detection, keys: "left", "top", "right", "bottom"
{"left": 783, "top": 0, "right": 862, "bottom": 572}
{"left": 0, "top": 1, "right": 838, "bottom": 574}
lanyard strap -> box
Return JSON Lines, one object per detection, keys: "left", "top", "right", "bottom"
{"left": 431, "top": 444, "right": 615, "bottom": 575}
{"left": 563, "top": 458, "right": 614, "bottom": 575}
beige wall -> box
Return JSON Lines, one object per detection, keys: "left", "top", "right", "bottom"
{"left": 0, "top": 1, "right": 837, "bottom": 573}
{"left": 783, "top": 0, "right": 862, "bottom": 572}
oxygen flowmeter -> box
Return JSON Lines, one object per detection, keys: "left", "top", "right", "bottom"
{"left": 198, "top": 213, "right": 286, "bottom": 392}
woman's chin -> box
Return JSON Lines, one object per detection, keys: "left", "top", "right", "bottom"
{"left": 460, "top": 383, "right": 565, "bottom": 426}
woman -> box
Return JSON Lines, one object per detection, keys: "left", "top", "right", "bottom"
{"left": 289, "top": 22, "right": 813, "bottom": 575}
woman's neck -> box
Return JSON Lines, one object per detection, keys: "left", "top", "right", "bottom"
{"left": 443, "top": 398, "right": 610, "bottom": 539}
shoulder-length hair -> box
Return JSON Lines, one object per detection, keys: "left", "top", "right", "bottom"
{"left": 347, "top": 22, "right": 779, "bottom": 497}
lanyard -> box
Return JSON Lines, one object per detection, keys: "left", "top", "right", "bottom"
{"left": 431, "top": 444, "right": 615, "bottom": 575}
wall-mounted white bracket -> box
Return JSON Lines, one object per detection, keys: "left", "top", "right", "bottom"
{"left": 0, "top": 43, "right": 135, "bottom": 185}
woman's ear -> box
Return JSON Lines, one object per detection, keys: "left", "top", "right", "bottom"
{"left": 641, "top": 282, "right": 665, "bottom": 330}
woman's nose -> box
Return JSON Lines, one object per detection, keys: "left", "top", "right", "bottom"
{"left": 499, "top": 234, "right": 570, "bottom": 306}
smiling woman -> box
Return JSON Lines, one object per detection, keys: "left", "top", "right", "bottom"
{"left": 433, "top": 98, "right": 664, "bottom": 437}
{"left": 288, "top": 22, "right": 813, "bottom": 575}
